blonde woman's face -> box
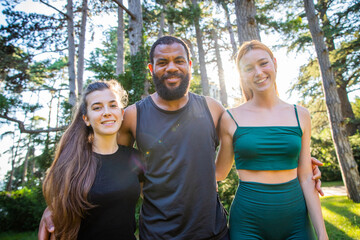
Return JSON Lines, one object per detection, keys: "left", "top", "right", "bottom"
{"left": 82, "top": 89, "right": 124, "bottom": 138}
{"left": 239, "top": 49, "right": 277, "bottom": 95}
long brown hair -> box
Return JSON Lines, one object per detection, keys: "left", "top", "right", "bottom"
{"left": 43, "top": 80, "right": 127, "bottom": 240}
{"left": 235, "top": 40, "right": 279, "bottom": 102}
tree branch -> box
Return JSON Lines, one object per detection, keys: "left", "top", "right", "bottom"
{"left": 39, "top": 0, "right": 69, "bottom": 18}
{"left": 112, "top": 0, "right": 136, "bottom": 20}
{"left": 348, "top": 87, "right": 360, "bottom": 93}
{"left": 0, "top": 114, "right": 68, "bottom": 134}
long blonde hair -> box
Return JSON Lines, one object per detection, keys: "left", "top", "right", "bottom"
{"left": 236, "top": 40, "right": 278, "bottom": 102}
{"left": 43, "top": 80, "right": 127, "bottom": 240}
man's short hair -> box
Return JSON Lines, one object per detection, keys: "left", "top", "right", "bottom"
{"left": 149, "top": 36, "right": 191, "bottom": 64}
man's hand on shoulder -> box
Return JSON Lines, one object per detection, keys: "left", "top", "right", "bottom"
{"left": 38, "top": 207, "right": 55, "bottom": 240}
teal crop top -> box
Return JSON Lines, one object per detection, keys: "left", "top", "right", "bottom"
{"left": 228, "top": 105, "right": 302, "bottom": 171}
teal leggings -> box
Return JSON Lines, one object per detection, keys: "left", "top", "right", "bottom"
{"left": 229, "top": 178, "right": 316, "bottom": 240}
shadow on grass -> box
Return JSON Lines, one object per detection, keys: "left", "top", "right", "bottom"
{"left": 324, "top": 220, "right": 353, "bottom": 240}
{"left": 321, "top": 196, "right": 360, "bottom": 224}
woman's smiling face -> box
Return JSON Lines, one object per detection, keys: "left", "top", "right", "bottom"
{"left": 239, "top": 48, "right": 277, "bottom": 95}
{"left": 82, "top": 88, "right": 124, "bottom": 138}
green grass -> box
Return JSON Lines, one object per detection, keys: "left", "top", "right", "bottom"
{"left": 2, "top": 183, "right": 358, "bottom": 240}
{"left": 0, "top": 231, "right": 37, "bottom": 240}
{"left": 321, "top": 196, "right": 360, "bottom": 240}
{"left": 322, "top": 180, "right": 344, "bottom": 187}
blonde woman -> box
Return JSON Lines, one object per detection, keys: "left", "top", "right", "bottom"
{"left": 216, "top": 41, "right": 328, "bottom": 240}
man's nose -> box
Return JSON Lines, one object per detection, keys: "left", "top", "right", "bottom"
{"left": 166, "top": 61, "right": 178, "bottom": 72}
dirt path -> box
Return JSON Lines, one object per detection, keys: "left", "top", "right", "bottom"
{"left": 321, "top": 186, "right": 347, "bottom": 197}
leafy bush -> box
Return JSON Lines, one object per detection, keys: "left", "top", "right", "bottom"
{"left": 218, "top": 166, "right": 238, "bottom": 214}
{"left": 0, "top": 186, "right": 46, "bottom": 232}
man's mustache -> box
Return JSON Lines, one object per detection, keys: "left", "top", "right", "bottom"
{"left": 160, "top": 73, "right": 184, "bottom": 82}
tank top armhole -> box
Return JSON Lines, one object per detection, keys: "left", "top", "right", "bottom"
{"left": 293, "top": 104, "right": 302, "bottom": 132}
{"left": 200, "top": 95, "right": 219, "bottom": 146}
{"left": 226, "top": 109, "right": 239, "bottom": 127}
{"left": 135, "top": 101, "right": 141, "bottom": 144}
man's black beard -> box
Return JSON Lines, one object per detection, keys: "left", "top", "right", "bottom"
{"left": 153, "top": 72, "right": 190, "bottom": 100}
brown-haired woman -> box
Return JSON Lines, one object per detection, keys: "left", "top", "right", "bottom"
{"left": 42, "top": 80, "right": 144, "bottom": 240}
{"left": 216, "top": 40, "right": 328, "bottom": 239}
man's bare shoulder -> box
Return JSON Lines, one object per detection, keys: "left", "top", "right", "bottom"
{"left": 204, "top": 96, "right": 225, "bottom": 112}
{"left": 118, "top": 103, "right": 137, "bottom": 146}
{"left": 123, "top": 103, "right": 136, "bottom": 121}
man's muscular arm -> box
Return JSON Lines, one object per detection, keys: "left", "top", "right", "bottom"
{"left": 204, "top": 96, "right": 225, "bottom": 135}
{"left": 118, "top": 104, "right": 137, "bottom": 146}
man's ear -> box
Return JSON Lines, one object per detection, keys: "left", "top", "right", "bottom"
{"left": 148, "top": 63, "right": 154, "bottom": 76}
{"left": 189, "top": 60, "right": 192, "bottom": 68}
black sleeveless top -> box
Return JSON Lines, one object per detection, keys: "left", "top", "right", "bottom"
{"left": 77, "top": 145, "right": 144, "bottom": 240}
{"left": 136, "top": 93, "right": 228, "bottom": 240}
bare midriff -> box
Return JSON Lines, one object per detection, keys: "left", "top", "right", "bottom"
{"left": 237, "top": 169, "right": 298, "bottom": 184}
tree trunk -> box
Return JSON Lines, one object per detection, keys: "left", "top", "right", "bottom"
{"left": 337, "top": 84, "right": 358, "bottom": 135}
{"left": 191, "top": 0, "right": 209, "bottom": 95}
{"left": 317, "top": 0, "right": 357, "bottom": 136}
{"left": 234, "top": 0, "right": 261, "bottom": 46}
{"left": 116, "top": 3, "right": 125, "bottom": 75}
{"left": 21, "top": 142, "right": 31, "bottom": 185}
{"left": 128, "top": 0, "right": 142, "bottom": 56}
{"left": 169, "top": 22, "right": 174, "bottom": 35}
{"left": 158, "top": 4, "right": 165, "bottom": 38}
{"left": 6, "top": 158, "right": 15, "bottom": 191}
{"left": 221, "top": 2, "right": 237, "bottom": 58}
{"left": 183, "top": 38, "right": 199, "bottom": 75}
{"left": 77, "top": 0, "right": 88, "bottom": 95}
{"left": 304, "top": 0, "right": 360, "bottom": 202}
{"left": 213, "top": 29, "right": 228, "bottom": 107}
{"left": 128, "top": 0, "right": 149, "bottom": 98}
{"left": 67, "top": 0, "right": 77, "bottom": 106}
{"left": 6, "top": 136, "right": 20, "bottom": 191}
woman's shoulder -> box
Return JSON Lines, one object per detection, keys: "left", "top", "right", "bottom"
{"left": 291, "top": 104, "right": 310, "bottom": 119}
{"left": 118, "top": 145, "right": 142, "bottom": 157}
{"left": 118, "top": 145, "right": 146, "bottom": 175}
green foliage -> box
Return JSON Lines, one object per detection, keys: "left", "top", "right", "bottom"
{"left": 0, "top": 6, "right": 66, "bottom": 52}
{"left": 218, "top": 166, "right": 238, "bottom": 213}
{"left": 349, "top": 134, "right": 360, "bottom": 173}
{"left": 128, "top": 49, "right": 149, "bottom": 104}
{"left": 86, "top": 28, "right": 120, "bottom": 81}
{"left": 189, "top": 75, "right": 202, "bottom": 95}
{"left": 0, "top": 37, "right": 32, "bottom": 93}
{"left": 86, "top": 28, "right": 153, "bottom": 105}
{"left": 311, "top": 132, "right": 343, "bottom": 182}
{"left": 35, "top": 145, "right": 56, "bottom": 175}
{"left": 0, "top": 186, "right": 46, "bottom": 232}
{"left": 0, "top": 231, "right": 37, "bottom": 240}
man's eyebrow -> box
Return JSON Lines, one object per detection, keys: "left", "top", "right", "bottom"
{"left": 156, "top": 57, "right": 168, "bottom": 62}
{"left": 175, "top": 56, "right": 186, "bottom": 60}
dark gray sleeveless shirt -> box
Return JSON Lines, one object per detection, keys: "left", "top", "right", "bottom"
{"left": 136, "top": 93, "right": 228, "bottom": 240}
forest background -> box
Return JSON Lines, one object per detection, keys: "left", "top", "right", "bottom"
{"left": 0, "top": 0, "right": 359, "bottom": 235}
